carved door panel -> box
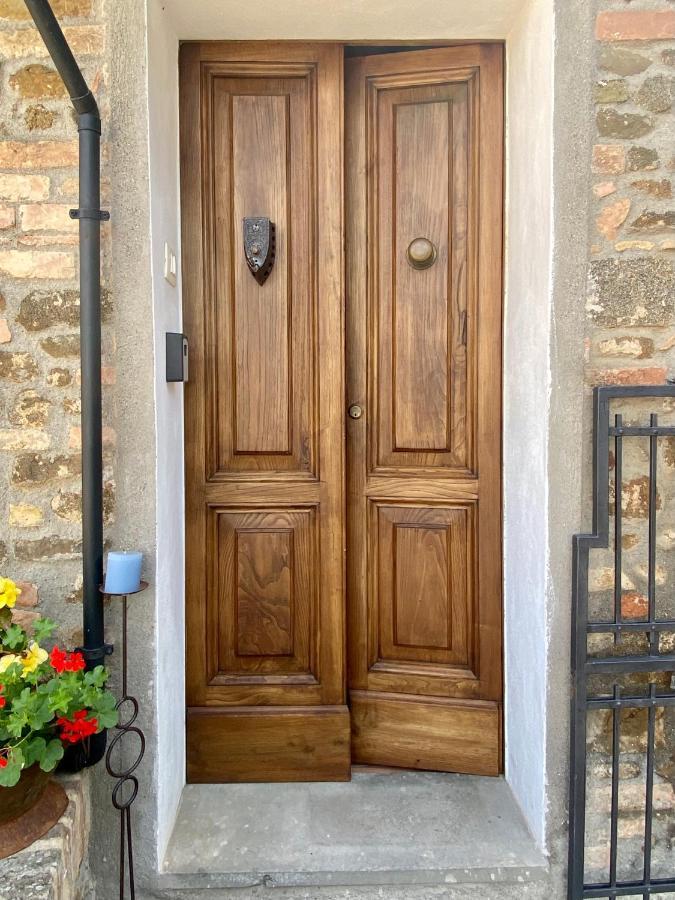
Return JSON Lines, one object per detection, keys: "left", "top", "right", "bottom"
{"left": 180, "top": 43, "right": 348, "bottom": 782}
{"left": 345, "top": 45, "right": 504, "bottom": 775}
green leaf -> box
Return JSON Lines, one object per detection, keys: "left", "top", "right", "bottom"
{"left": 32, "top": 618, "right": 57, "bottom": 643}
{"left": 0, "top": 747, "right": 24, "bottom": 788}
{"left": 84, "top": 666, "right": 108, "bottom": 688}
{"left": 39, "top": 739, "right": 64, "bottom": 773}
{"left": 2, "top": 624, "right": 26, "bottom": 651}
{"left": 22, "top": 736, "right": 46, "bottom": 768}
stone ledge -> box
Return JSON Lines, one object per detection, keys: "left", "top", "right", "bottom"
{"left": 0, "top": 772, "right": 91, "bottom": 900}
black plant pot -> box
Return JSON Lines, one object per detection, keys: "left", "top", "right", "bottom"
{"left": 57, "top": 729, "right": 107, "bottom": 773}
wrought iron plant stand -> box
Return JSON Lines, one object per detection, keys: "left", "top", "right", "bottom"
{"left": 103, "top": 582, "right": 148, "bottom": 900}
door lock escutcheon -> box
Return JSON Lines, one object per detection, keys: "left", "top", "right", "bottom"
{"left": 243, "top": 217, "right": 276, "bottom": 284}
{"left": 348, "top": 404, "right": 363, "bottom": 419}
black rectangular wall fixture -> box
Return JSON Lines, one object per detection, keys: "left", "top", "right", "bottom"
{"left": 166, "top": 332, "right": 188, "bottom": 382}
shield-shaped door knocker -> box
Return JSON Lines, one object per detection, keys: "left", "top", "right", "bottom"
{"left": 243, "top": 217, "right": 276, "bottom": 285}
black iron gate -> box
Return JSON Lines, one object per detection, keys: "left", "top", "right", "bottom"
{"left": 569, "top": 385, "right": 675, "bottom": 899}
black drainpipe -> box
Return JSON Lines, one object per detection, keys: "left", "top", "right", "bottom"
{"left": 24, "top": 1, "right": 108, "bottom": 761}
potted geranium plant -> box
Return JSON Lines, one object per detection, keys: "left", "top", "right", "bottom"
{"left": 0, "top": 574, "right": 118, "bottom": 828}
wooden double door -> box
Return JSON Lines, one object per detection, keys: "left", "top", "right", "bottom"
{"left": 180, "top": 42, "right": 503, "bottom": 782}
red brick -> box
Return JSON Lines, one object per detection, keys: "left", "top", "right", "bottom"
{"left": 15, "top": 581, "right": 38, "bottom": 608}
{"left": 596, "top": 11, "right": 675, "bottom": 42}
{"left": 621, "top": 591, "right": 648, "bottom": 619}
{"left": 588, "top": 367, "right": 667, "bottom": 386}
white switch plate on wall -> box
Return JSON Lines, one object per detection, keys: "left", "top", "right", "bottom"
{"left": 164, "top": 242, "right": 177, "bottom": 287}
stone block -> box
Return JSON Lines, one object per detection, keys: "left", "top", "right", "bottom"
{"left": 11, "top": 609, "right": 39, "bottom": 629}
{"left": 615, "top": 240, "right": 655, "bottom": 252}
{"left": 621, "top": 591, "right": 648, "bottom": 619}
{"left": 0, "top": 174, "right": 50, "bottom": 202}
{"left": 12, "top": 452, "right": 81, "bottom": 486}
{"left": 600, "top": 46, "right": 652, "bottom": 76}
{"left": 627, "top": 146, "right": 659, "bottom": 171}
{"left": 0, "top": 250, "right": 75, "bottom": 280}
{"left": 592, "top": 144, "right": 626, "bottom": 174}
{"left": 15, "top": 581, "right": 38, "bottom": 607}
{"left": 0, "top": 351, "right": 38, "bottom": 382}
{"left": 587, "top": 366, "right": 667, "bottom": 387}
{"left": 9, "top": 503, "right": 44, "bottom": 528}
{"left": 596, "top": 198, "right": 631, "bottom": 240}
{"left": 595, "top": 336, "right": 654, "bottom": 359}
{"left": 40, "top": 335, "right": 80, "bottom": 358}
{"left": 20, "top": 204, "right": 78, "bottom": 233}
{"left": 0, "top": 429, "right": 50, "bottom": 451}
{"left": 0, "top": 0, "right": 92, "bottom": 18}
{"left": 9, "top": 391, "right": 51, "bottom": 428}
{"left": 0, "top": 26, "right": 103, "bottom": 60}
{"left": 46, "top": 367, "right": 73, "bottom": 387}
{"left": 25, "top": 105, "right": 58, "bottom": 132}
{"left": 594, "top": 79, "right": 630, "bottom": 104}
{"left": 0, "top": 205, "right": 16, "bottom": 229}
{"left": 8, "top": 64, "right": 68, "bottom": 99}
{"left": 597, "top": 108, "right": 653, "bottom": 140}
{"left": 17, "top": 288, "right": 111, "bottom": 331}
{"left": 588, "top": 258, "right": 675, "bottom": 326}
{"left": 635, "top": 75, "right": 674, "bottom": 114}
{"left": 631, "top": 179, "right": 672, "bottom": 199}
{"left": 596, "top": 11, "right": 675, "bottom": 42}
{"left": 14, "top": 535, "right": 82, "bottom": 561}
{"left": 0, "top": 141, "right": 78, "bottom": 170}
{"left": 0, "top": 319, "right": 11, "bottom": 343}
{"left": 630, "top": 211, "right": 675, "bottom": 233}
{"left": 593, "top": 181, "right": 617, "bottom": 199}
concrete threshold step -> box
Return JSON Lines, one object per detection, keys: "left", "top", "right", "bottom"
{"left": 150, "top": 771, "right": 550, "bottom": 897}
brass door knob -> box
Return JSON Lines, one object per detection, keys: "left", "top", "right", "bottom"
{"left": 407, "top": 237, "right": 437, "bottom": 270}
{"left": 348, "top": 404, "right": 363, "bottom": 419}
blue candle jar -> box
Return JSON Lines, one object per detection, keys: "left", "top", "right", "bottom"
{"left": 104, "top": 551, "right": 143, "bottom": 595}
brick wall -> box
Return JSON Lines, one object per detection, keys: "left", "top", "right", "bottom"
{"left": 585, "top": 0, "right": 675, "bottom": 884}
{"left": 0, "top": 0, "right": 111, "bottom": 647}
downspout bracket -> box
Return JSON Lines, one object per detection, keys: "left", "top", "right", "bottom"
{"left": 69, "top": 207, "right": 110, "bottom": 221}
{"left": 75, "top": 643, "right": 114, "bottom": 661}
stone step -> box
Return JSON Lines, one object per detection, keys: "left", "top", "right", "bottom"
{"left": 147, "top": 772, "right": 552, "bottom": 900}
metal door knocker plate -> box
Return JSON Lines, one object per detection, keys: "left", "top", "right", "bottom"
{"left": 406, "top": 237, "right": 437, "bottom": 270}
{"left": 243, "top": 217, "right": 276, "bottom": 285}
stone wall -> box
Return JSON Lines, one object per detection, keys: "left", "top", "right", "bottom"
{"left": 0, "top": 0, "right": 674, "bottom": 894}
{"left": 584, "top": 0, "right": 675, "bottom": 885}
{"left": 0, "top": 0, "right": 110, "bottom": 650}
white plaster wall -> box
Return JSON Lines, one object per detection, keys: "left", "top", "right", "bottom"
{"left": 165, "top": 0, "right": 527, "bottom": 41}
{"left": 146, "top": 0, "right": 185, "bottom": 861}
{"left": 503, "top": 0, "right": 554, "bottom": 848}
{"left": 147, "top": 0, "right": 555, "bottom": 858}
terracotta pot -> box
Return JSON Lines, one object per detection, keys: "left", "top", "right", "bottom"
{"left": 0, "top": 764, "right": 51, "bottom": 825}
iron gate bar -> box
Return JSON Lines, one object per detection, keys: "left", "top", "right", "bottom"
{"left": 568, "top": 385, "right": 675, "bottom": 900}
{"left": 583, "top": 883, "right": 675, "bottom": 898}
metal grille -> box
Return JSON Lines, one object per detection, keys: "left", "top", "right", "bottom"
{"left": 569, "top": 385, "right": 675, "bottom": 900}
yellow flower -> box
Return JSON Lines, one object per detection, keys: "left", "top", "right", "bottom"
{"left": 0, "top": 654, "right": 19, "bottom": 673}
{"left": 0, "top": 577, "right": 21, "bottom": 610}
{"left": 21, "top": 642, "right": 48, "bottom": 674}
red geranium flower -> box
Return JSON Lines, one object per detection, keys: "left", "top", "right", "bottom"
{"left": 50, "top": 646, "right": 85, "bottom": 674}
{"left": 56, "top": 709, "right": 98, "bottom": 744}
{"left": 0, "top": 755, "right": 7, "bottom": 768}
